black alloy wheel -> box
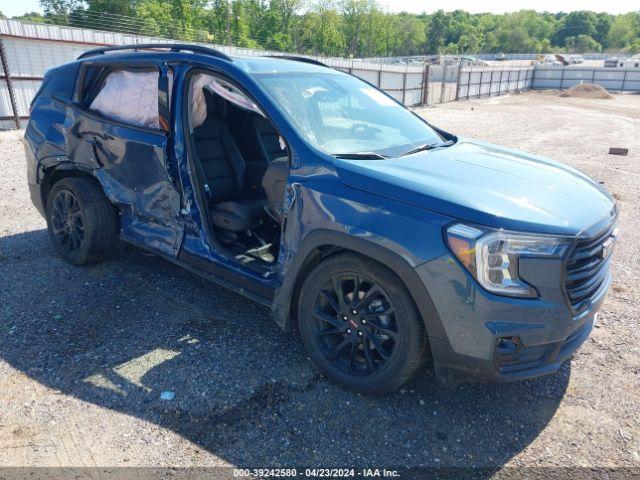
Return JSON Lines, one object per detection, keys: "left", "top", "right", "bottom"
{"left": 311, "top": 273, "right": 398, "bottom": 376}
{"left": 298, "top": 253, "right": 427, "bottom": 394}
{"left": 46, "top": 177, "right": 118, "bottom": 265}
{"left": 50, "top": 189, "right": 85, "bottom": 254}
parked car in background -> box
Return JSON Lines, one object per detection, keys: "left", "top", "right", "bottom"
{"left": 619, "top": 54, "right": 640, "bottom": 68}
{"left": 460, "top": 55, "right": 489, "bottom": 67}
{"left": 495, "top": 52, "right": 507, "bottom": 61}
{"left": 441, "top": 55, "right": 487, "bottom": 67}
{"left": 537, "top": 54, "right": 563, "bottom": 66}
{"left": 25, "top": 44, "right": 618, "bottom": 393}
{"left": 570, "top": 55, "right": 584, "bottom": 64}
{"left": 604, "top": 56, "right": 621, "bottom": 68}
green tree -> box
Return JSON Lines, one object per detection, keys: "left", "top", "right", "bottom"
{"left": 230, "top": 0, "right": 255, "bottom": 46}
{"left": 495, "top": 13, "right": 538, "bottom": 53}
{"left": 40, "top": 0, "right": 85, "bottom": 24}
{"left": 86, "top": 0, "right": 138, "bottom": 17}
{"left": 553, "top": 11, "right": 597, "bottom": 46}
{"left": 537, "top": 37, "right": 552, "bottom": 53}
{"left": 607, "top": 13, "right": 640, "bottom": 49}
{"left": 299, "top": 0, "right": 344, "bottom": 55}
{"left": 565, "top": 34, "right": 601, "bottom": 53}
{"left": 424, "top": 10, "right": 448, "bottom": 54}
{"left": 26, "top": 3, "right": 640, "bottom": 58}
{"left": 136, "top": 0, "right": 174, "bottom": 37}
{"left": 392, "top": 13, "right": 425, "bottom": 56}
{"left": 593, "top": 13, "right": 612, "bottom": 46}
{"left": 340, "top": 0, "right": 368, "bottom": 56}
{"left": 625, "top": 39, "right": 640, "bottom": 54}
{"left": 12, "top": 12, "right": 46, "bottom": 22}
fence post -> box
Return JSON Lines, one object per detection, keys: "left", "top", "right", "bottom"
{"left": 516, "top": 68, "right": 522, "bottom": 93}
{"left": 377, "top": 68, "right": 382, "bottom": 88}
{"left": 0, "top": 36, "right": 20, "bottom": 130}
{"left": 487, "top": 68, "right": 493, "bottom": 97}
{"left": 621, "top": 69, "right": 627, "bottom": 93}
{"left": 454, "top": 61, "right": 463, "bottom": 100}
{"left": 498, "top": 70, "right": 504, "bottom": 95}
{"left": 421, "top": 64, "right": 429, "bottom": 106}
{"left": 440, "top": 65, "right": 446, "bottom": 104}
{"left": 559, "top": 67, "right": 565, "bottom": 90}
{"left": 401, "top": 70, "right": 407, "bottom": 105}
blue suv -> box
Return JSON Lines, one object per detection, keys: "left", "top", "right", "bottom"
{"left": 25, "top": 44, "right": 618, "bottom": 393}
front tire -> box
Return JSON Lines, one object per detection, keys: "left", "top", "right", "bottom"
{"left": 297, "top": 253, "right": 428, "bottom": 394}
{"left": 45, "top": 177, "right": 118, "bottom": 265}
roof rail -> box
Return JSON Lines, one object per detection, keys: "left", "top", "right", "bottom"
{"left": 267, "top": 55, "right": 328, "bottom": 67}
{"left": 78, "top": 43, "right": 232, "bottom": 61}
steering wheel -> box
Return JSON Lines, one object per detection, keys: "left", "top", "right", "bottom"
{"left": 349, "top": 123, "right": 368, "bottom": 134}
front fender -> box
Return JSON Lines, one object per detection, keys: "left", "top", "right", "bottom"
{"left": 271, "top": 180, "right": 452, "bottom": 342}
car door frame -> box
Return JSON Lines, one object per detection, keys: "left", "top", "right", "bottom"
{"left": 169, "top": 62, "right": 296, "bottom": 303}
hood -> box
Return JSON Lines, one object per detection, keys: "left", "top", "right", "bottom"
{"left": 335, "top": 139, "right": 615, "bottom": 236}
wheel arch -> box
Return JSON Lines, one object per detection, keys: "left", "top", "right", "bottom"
{"left": 271, "top": 230, "right": 447, "bottom": 341}
{"left": 40, "top": 163, "right": 97, "bottom": 210}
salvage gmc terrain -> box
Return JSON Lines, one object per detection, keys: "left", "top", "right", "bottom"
{"left": 25, "top": 44, "right": 618, "bottom": 393}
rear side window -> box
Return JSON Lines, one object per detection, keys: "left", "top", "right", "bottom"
{"left": 84, "top": 68, "right": 161, "bottom": 129}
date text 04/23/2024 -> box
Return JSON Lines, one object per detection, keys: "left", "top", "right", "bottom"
{"left": 233, "top": 468, "right": 400, "bottom": 478}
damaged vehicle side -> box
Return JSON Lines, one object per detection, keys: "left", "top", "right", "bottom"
{"left": 26, "top": 45, "right": 618, "bottom": 394}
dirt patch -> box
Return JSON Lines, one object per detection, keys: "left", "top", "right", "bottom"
{"left": 559, "top": 83, "right": 613, "bottom": 99}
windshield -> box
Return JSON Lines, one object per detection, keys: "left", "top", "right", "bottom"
{"left": 254, "top": 72, "right": 445, "bottom": 157}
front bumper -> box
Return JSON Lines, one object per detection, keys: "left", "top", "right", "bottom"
{"left": 429, "top": 316, "right": 594, "bottom": 383}
{"left": 416, "top": 253, "right": 608, "bottom": 382}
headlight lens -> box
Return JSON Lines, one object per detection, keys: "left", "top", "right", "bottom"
{"left": 446, "top": 223, "right": 568, "bottom": 297}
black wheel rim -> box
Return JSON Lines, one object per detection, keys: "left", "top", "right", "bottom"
{"left": 310, "top": 273, "right": 398, "bottom": 377}
{"left": 51, "top": 190, "right": 85, "bottom": 253}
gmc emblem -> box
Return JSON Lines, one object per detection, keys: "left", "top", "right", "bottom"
{"left": 601, "top": 236, "right": 615, "bottom": 260}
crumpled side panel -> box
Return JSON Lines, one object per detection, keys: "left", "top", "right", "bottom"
{"left": 68, "top": 109, "right": 184, "bottom": 257}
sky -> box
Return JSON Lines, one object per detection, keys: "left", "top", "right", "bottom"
{"left": 0, "top": 0, "right": 638, "bottom": 17}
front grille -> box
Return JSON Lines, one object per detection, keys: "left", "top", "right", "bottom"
{"left": 564, "top": 221, "right": 616, "bottom": 314}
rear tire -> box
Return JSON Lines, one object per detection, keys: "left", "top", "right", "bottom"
{"left": 45, "top": 177, "right": 118, "bottom": 265}
{"left": 297, "top": 252, "right": 428, "bottom": 394}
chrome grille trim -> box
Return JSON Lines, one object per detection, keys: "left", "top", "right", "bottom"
{"left": 565, "top": 221, "right": 616, "bottom": 314}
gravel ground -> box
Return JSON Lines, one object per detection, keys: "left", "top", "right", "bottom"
{"left": 0, "top": 91, "right": 639, "bottom": 472}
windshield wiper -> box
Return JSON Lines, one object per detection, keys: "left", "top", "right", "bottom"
{"left": 333, "top": 151, "right": 389, "bottom": 160}
{"left": 399, "top": 140, "right": 455, "bottom": 157}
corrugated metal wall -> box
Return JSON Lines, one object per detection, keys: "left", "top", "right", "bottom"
{"left": 458, "top": 68, "right": 535, "bottom": 99}
{"left": 532, "top": 66, "right": 640, "bottom": 92}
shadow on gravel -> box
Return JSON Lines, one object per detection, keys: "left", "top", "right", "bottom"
{"left": 0, "top": 229, "right": 570, "bottom": 469}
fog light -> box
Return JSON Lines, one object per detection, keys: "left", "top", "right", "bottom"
{"left": 496, "top": 336, "right": 519, "bottom": 356}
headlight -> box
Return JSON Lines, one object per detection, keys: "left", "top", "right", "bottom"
{"left": 445, "top": 223, "right": 568, "bottom": 298}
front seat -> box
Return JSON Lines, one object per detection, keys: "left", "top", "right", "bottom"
{"left": 193, "top": 93, "right": 265, "bottom": 233}
{"left": 261, "top": 156, "right": 289, "bottom": 224}
{"left": 251, "top": 116, "right": 287, "bottom": 164}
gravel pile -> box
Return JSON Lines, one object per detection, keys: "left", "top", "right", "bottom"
{"left": 559, "top": 83, "right": 613, "bottom": 99}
